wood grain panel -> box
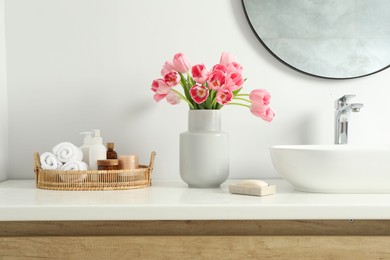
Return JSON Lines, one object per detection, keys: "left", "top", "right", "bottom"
{"left": 1, "top": 220, "right": 390, "bottom": 236}
{"left": 1, "top": 236, "right": 390, "bottom": 259}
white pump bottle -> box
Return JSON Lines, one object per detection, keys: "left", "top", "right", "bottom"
{"left": 88, "top": 129, "right": 107, "bottom": 170}
{"left": 80, "top": 131, "right": 93, "bottom": 165}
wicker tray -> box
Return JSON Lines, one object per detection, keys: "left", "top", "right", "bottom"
{"left": 34, "top": 151, "right": 156, "bottom": 191}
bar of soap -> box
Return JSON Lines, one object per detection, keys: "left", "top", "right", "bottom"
{"left": 237, "top": 179, "right": 269, "bottom": 187}
{"left": 229, "top": 179, "right": 276, "bottom": 197}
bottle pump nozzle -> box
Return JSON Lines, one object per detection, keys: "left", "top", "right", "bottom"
{"left": 93, "top": 129, "right": 101, "bottom": 137}
{"left": 80, "top": 131, "right": 93, "bottom": 145}
{"left": 92, "top": 129, "right": 103, "bottom": 144}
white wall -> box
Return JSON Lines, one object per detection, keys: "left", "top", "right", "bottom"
{"left": 0, "top": 0, "right": 8, "bottom": 182}
{"left": 4, "top": 0, "right": 390, "bottom": 180}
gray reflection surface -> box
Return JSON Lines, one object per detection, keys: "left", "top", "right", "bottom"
{"left": 243, "top": 0, "right": 390, "bottom": 79}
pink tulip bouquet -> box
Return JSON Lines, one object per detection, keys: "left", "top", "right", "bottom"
{"left": 151, "top": 52, "right": 275, "bottom": 122}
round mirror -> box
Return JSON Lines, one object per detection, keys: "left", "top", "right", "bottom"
{"left": 242, "top": 0, "right": 390, "bottom": 79}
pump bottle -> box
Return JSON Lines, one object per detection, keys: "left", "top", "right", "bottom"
{"left": 89, "top": 129, "right": 107, "bottom": 170}
{"left": 80, "top": 131, "right": 93, "bottom": 165}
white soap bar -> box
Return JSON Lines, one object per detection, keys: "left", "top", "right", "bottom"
{"left": 237, "top": 179, "right": 269, "bottom": 187}
{"left": 229, "top": 179, "right": 275, "bottom": 197}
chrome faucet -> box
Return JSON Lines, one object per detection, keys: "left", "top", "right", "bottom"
{"left": 334, "top": 95, "right": 363, "bottom": 144}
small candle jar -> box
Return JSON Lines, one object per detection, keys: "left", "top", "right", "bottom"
{"left": 118, "top": 155, "right": 139, "bottom": 181}
{"left": 97, "top": 159, "right": 119, "bottom": 170}
{"left": 118, "top": 155, "right": 139, "bottom": 170}
{"left": 97, "top": 159, "right": 119, "bottom": 182}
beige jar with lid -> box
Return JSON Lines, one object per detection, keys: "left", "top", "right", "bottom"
{"left": 118, "top": 155, "right": 139, "bottom": 170}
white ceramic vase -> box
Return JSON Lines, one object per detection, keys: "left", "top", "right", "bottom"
{"left": 180, "top": 110, "right": 229, "bottom": 188}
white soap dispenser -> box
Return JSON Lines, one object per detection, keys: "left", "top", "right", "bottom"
{"left": 80, "top": 131, "right": 93, "bottom": 165}
{"left": 89, "top": 129, "right": 107, "bottom": 170}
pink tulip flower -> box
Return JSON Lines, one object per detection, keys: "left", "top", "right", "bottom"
{"left": 192, "top": 64, "right": 209, "bottom": 84}
{"left": 172, "top": 53, "right": 191, "bottom": 73}
{"left": 161, "top": 60, "right": 175, "bottom": 76}
{"left": 153, "top": 93, "right": 166, "bottom": 102}
{"left": 249, "top": 89, "right": 271, "bottom": 106}
{"left": 211, "top": 64, "right": 227, "bottom": 73}
{"left": 207, "top": 70, "right": 226, "bottom": 90}
{"left": 163, "top": 71, "right": 180, "bottom": 87}
{"left": 220, "top": 52, "right": 236, "bottom": 66}
{"left": 166, "top": 90, "right": 181, "bottom": 105}
{"left": 224, "top": 72, "right": 244, "bottom": 92}
{"left": 263, "top": 107, "right": 275, "bottom": 122}
{"left": 216, "top": 88, "right": 233, "bottom": 105}
{"left": 151, "top": 79, "right": 171, "bottom": 102}
{"left": 190, "top": 84, "right": 209, "bottom": 104}
{"left": 250, "top": 104, "right": 275, "bottom": 122}
{"left": 227, "top": 62, "right": 243, "bottom": 74}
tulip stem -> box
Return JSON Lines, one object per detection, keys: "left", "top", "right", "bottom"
{"left": 211, "top": 97, "right": 218, "bottom": 109}
{"left": 233, "top": 97, "right": 251, "bottom": 103}
{"left": 172, "top": 89, "right": 195, "bottom": 109}
{"left": 227, "top": 102, "right": 250, "bottom": 108}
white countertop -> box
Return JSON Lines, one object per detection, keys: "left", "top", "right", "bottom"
{"left": 1, "top": 179, "right": 390, "bottom": 221}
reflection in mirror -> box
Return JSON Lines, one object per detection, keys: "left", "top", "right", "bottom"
{"left": 242, "top": 0, "right": 390, "bottom": 79}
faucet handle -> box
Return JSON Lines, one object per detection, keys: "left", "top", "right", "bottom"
{"left": 339, "top": 94, "right": 356, "bottom": 102}
{"left": 335, "top": 94, "right": 356, "bottom": 109}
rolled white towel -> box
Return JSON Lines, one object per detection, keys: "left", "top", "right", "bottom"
{"left": 40, "top": 152, "right": 63, "bottom": 170}
{"left": 52, "top": 142, "right": 83, "bottom": 163}
{"left": 60, "top": 161, "right": 88, "bottom": 171}
{"left": 59, "top": 161, "right": 88, "bottom": 183}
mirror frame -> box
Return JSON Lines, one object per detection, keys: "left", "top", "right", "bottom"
{"left": 241, "top": 0, "right": 390, "bottom": 80}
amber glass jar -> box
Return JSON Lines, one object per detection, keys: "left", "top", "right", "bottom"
{"left": 106, "top": 142, "right": 118, "bottom": 159}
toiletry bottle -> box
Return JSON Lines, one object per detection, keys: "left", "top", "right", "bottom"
{"left": 106, "top": 142, "right": 118, "bottom": 159}
{"left": 89, "top": 129, "right": 107, "bottom": 170}
{"left": 80, "top": 131, "right": 93, "bottom": 165}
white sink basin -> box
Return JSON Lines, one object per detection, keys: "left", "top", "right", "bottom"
{"left": 270, "top": 145, "right": 390, "bottom": 193}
